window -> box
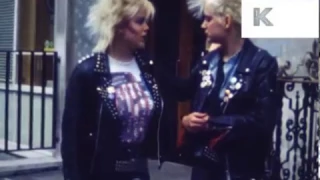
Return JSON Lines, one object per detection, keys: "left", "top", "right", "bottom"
{"left": 0, "top": 0, "right": 15, "bottom": 82}
{"left": 0, "top": 0, "right": 55, "bottom": 88}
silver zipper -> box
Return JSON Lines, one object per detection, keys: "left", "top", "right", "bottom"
{"left": 221, "top": 100, "right": 232, "bottom": 180}
{"left": 90, "top": 103, "right": 103, "bottom": 173}
{"left": 221, "top": 91, "right": 239, "bottom": 179}
{"left": 225, "top": 155, "right": 231, "bottom": 180}
{"left": 157, "top": 97, "right": 164, "bottom": 169}
{"left": 221, "top": 101, "right": 230, "bottom": 114}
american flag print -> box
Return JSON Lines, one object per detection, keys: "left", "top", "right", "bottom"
{"left": 110, "top": 72, "right": 154, "bottom": 145}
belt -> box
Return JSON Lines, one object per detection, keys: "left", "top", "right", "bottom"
{"left": 114, "top": 146, "right": 148, "bottom": 172}
{"left": 116, "top": 146, "right": 145, "bottom": 159}
{"left": 115, "top": 158, "right": 148, "bottom": 172}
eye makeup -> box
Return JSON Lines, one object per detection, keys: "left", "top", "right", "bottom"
{"left": 134, "top": 17, "right": 148, "bottom": 25}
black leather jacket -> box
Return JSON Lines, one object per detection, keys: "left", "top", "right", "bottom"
{"left": 162, "top": 39, "right": 279, "bottom": 178}
{"left": 61, "top": 52, "right": 174, "bottom": 180}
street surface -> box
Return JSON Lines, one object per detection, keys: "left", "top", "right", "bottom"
{"left": 1, "top": 160, "right": 192, "bottom": 180}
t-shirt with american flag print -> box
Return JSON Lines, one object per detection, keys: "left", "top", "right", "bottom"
{"left": 109, "top": 56, "right": 154, "bottom": 145}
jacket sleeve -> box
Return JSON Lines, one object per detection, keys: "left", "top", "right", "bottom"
{"left": 154, "top": 61, "right": 200, "bottom": 101}
{"left": 61, "top": 65, "right": 87, "bottom": 180}
{"left": 208, "top": 56, "right": 279, "bottom": 142}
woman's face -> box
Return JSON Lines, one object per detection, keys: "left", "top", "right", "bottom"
{"left": 120, "top": 9, "right": 150, "bottom": 50}
{"left": 201, "top": 4, "right": 229, "bottom": 43}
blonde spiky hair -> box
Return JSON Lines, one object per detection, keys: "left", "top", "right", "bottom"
{"left": 86, "top": 0, "right": 155, "bottom": 53}
{"left": 187, "top": 0, "right": 241, "bottom": 24}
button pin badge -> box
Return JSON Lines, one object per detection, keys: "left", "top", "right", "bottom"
{"left": 107, "top": 86, "right": 115, "bottom": 99}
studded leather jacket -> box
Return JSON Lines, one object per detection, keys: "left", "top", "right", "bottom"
{"left": 160, "top": 39, "right": 280, "bottom": 179}
{"left": 61, "top": 52, "right": 173, "bottom": 180}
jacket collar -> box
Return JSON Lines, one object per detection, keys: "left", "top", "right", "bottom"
{"left": 194, "top": 39, "right": 260, "bottom": 111}
{"left": 200, "top": 39, "right": 259, "bottom": 74}
{"left": 93, "top": 51, "right": 153, "bottom": 75}
{"left": 234, "top": 39, "right": 259, "bottom": 74}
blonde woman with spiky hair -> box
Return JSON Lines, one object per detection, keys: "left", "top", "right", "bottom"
{"left": 61, "top": 0, "right": 172, "bottom": 179}
{"left": 176, "top": 0, "right": 280, "bottom": 179}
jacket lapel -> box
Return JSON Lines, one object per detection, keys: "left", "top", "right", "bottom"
{"left": 94, "top": 53, "right": 120, "bottom": 120}
{"left": 134, "top": 52, "right": 161, "bottom": 111}
{"left": 193, "top": 51, "right": 217, "bottom": 112}
{"left": 219, "top": 39, "right": 259, "bottom": 108}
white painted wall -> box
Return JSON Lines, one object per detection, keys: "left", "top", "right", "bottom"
{"left": 0, "top": 87, "right": 53, "bottom": 149}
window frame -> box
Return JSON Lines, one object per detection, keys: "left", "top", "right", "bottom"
{"left": 0, "top": 0, "right": 54, "bottom": 95}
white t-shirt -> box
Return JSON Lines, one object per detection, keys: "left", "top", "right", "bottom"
{"left": 109, "top": 56, "right": 142, "bottom": 81}
{"left": 108, "top": 56, "right": 154, "bottom": 145}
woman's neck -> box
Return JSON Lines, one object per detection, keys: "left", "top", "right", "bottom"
{"left": 108, "top": 41, "right": 134, "bottom": 61}
{"left": 220, "top": 36, "right": 244, "bottom": 62}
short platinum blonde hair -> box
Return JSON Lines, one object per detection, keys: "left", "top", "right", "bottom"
{"left": 187, "top": 0, "right": 241, "bottom": 24}
{"left": 86, "top": 0, "right": 155, "bottom": 52}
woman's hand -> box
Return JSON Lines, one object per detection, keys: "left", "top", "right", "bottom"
{"left": 182, "top": 112, "right": 209, "bottom": 133}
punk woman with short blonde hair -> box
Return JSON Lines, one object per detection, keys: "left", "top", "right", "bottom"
{"left": 179, "top": 0, "right": 279, "bottom": 179}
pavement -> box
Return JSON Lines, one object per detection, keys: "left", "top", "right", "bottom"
{"left": 0, "top": 153, "right": 21, "bottom": 161}
{"left": 0, "top": 160, "right": 192, "bottom": 180}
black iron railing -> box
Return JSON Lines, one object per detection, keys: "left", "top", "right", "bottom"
{"left": 269, "top": 39, "right": 319, "bottom": 180}
{"left": 0, "top": 50, "right": 59, "bottom": 152}
{"left": 269, "top": 77, "right": 319, "bottom": 180}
